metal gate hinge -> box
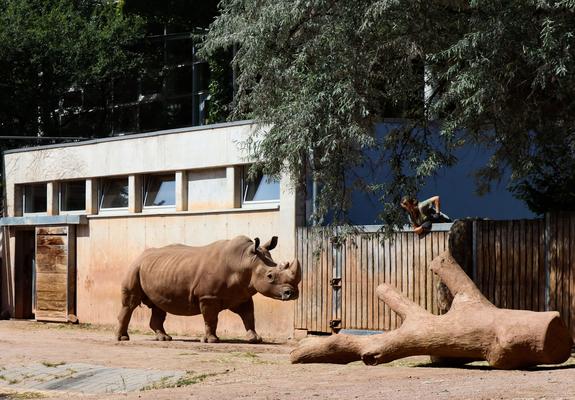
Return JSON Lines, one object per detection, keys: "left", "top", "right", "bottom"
{"left": 330, "top": 278, "right": 341, "bottom": 289}
{"left": 329, "top": 319, "right": 341, "bottom": 331}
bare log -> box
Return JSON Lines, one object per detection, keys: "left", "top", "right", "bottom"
{"left": 291, "top": 251, "right": 573, "bottom": 369}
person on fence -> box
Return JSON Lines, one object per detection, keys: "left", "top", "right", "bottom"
{"left": 400, "top": 195, "right": 452, "bottom": 237}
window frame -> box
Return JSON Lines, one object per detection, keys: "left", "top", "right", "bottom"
{"left": 241, "top": 166, "right": 280, "bottom": 208}
{"left": 98, "top": 176, "right": 130, "bottom": 212}
{"left": 142, "top": 173, "right": 176, "bottom": 211}
{"left": 22, "top": 183, "right": 48, "bottom": 215}
{"left": 59, "top": 180, "right": 87, "bottom": 214}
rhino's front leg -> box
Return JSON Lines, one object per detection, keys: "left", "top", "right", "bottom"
{"left": 231, "top": 298, "right": 262, "bottom": 344}
{"left": 199, "top": 298, "right": 221, "bottom": 343}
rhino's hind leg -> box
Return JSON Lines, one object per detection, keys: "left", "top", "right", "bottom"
{"left": 200, "top": 298, "right": 221, "bottom": 343}
{"left": 150, "top": 305, "right": 172, "bottom": 341}
{"left": 231, "top": 298, "right": 262, "bottom": 344}
{"left": 116, "top": 294, "right": 140, "bottom": 341}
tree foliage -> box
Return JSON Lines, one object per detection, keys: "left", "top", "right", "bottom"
{"left": 202, "top": 0, "right": 575, "bottom": 225}
{"left": 0, "top": 0, "right": 145, "bottom": 139}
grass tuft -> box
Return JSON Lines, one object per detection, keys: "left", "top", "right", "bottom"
{"left": 40, "top": 361, "right": 66, "bottom": 368}
{"left": 0, "top": 391, "right": 46, "bottom": 399}
{"left": 141, "top": 370, "right": 229, "bottom": 391}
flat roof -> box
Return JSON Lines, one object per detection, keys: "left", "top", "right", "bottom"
{"left": 3, "top": 119, "right": 256, "bottom": 155}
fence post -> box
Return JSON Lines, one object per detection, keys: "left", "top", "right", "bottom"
{"left": 472, "top": 219, "right": 477, "bottom": 282}
{"left": 544, "top": 212, "right": 551, "bottom": 312}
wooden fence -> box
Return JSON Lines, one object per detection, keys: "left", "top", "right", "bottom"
{"left": 294, "top": 225, "right": 450, "bottom": 333}
{"left": 294, "top": 213, "right": 575, "bottom": 338}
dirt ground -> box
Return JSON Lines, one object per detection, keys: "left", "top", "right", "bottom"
{"left": 0, "top": 320, "right": 574, "bottom": 400}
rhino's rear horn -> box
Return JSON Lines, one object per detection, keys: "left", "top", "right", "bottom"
{"left": 262, "top": 236, "right": 278, "bottom": 251}
{"left": 252, "top": 237, "right": 260, "bottom": 253}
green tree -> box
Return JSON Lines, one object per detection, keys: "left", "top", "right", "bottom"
{"left": 0, "top": 0, "right": 145, "bottom": 140}
{"left": 202, "top": 0, "right": 575, "bottom": 226}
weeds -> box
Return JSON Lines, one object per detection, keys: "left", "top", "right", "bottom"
{"left": 141, "top": 370, "right": 230, "bottom": 391}
{"left": 0, "top": 391, "right": 46, "bottom": 399}
{"left": 40, "top": 362, "right": 65, "bottom": 368}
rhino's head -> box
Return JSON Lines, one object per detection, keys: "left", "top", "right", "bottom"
{"left": 248, "top": 236, "right": 301, "bottom": 301}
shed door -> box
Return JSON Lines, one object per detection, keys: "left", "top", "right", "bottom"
{"left": 34, "top": 226, "right": 76, "bottom": 322}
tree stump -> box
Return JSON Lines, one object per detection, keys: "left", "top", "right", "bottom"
{"left": 290, "top": 251, "right": 573, "bottom": 369}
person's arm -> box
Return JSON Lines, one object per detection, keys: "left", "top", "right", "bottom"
{"left": 419, "top": 196, "right": 441, "bottom": 214}
{"left": 432, "top": 196, "right": 440, "bottom": 215}
{"left": 413, "top": 225, "right": 424, "bottom": 235}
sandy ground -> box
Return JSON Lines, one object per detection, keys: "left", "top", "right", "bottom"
{"left": 0, "top": 320, "right": 574, "bottom": 400}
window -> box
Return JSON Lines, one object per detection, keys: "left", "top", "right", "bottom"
{"left": 144, "top": 174, "right": 175, "bottom": 208}
{"left": 100, "top": 177, "right": 129, "bottom": 209}
{"left": 60, "top": 180, "right": 86, "bottom": 212}
{"left": 242, "top": 167, "right": 280, "bottom": 205}
{"left": 23, "top": 183, "right": 47, "bottom": 213}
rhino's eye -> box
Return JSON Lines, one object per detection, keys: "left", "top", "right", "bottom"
{"left": 266, "top": 272, "right": 274, "bottom": 283}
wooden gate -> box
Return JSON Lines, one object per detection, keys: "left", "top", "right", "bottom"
{"left": 34, "top": 226, "right": 76, "bottom": 322}
{"left": 294, "top": 226, "right": 450, "bottom": 333}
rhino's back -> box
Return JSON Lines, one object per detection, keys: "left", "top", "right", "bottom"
{"left": 136, "top": 239, "right": 250, "bottom": 315}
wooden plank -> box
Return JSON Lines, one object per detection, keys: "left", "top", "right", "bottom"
{"left": 570, "top": 213, "right": 575, "bottom": 338}
{"left": 401, "top": 232, "right": 408, "bottom": 308}
{"left": 310, "top": 231, "right": 317, "bottom": 333}
{"left": 36, "top": 289, "right": 67, "bottom": 302}
{"left": 413, "top": 232, "right": 421, "bottom": 309}
{"left": 431, "top": 231, "right": 439, "bottom": 314}
{"left": 343, "top": 235, "right": 350, "bottom": 328}
{"left": 293, "top": 228, "right": 300, "bottom": 328}
{"left": 303, "top": 227, "right": 310, "bottom": 330}
{"left": 425, "top": 231, "right": 433, "bottom": 313}
{"left": 518, "top": 220, "right": 526, "bottom": 310}
{"left": 323, "top": 230, "right": 331, "bottom": 333}
{"left": 476, "top": 221, "right": 484, "bottom": 296}
{"left": 562, "top": 214, "right": 571, "bottom": 334}
{"left": 491, "top": 220, "right": 498, "bottom": 303}
{"left": 35, "top": 298, "right": 67, "bottom": 312}
{"left": 36, "top": 273, "right": 67, "bottom": 291}
{"left": 296, "top": 228, "right": 303, "bottom": 329}
{"left": 389, "top": 233, "right": 398, "bottom": 329}
{"left": 527, "top": 219, "right": 535, "bottom": 311}
{"left": 36, "top": 227, "right": 68, "bottom": 235}
{"left": 36, "top": 251, "right": 67, "bottom": 267}
{"left": 491, "top": 221, "right": 497, "bottom": 301}
{"left": 35, "top": 260, "right": 68, "bottom": 274}
{"left": 548, "top": 213, "right": 558, "bottom": 311}
{"left": 358, "top": 235, "right": 364, "bottom": 329}
{"left": 485, "top": 220, "right": 492, "bottom": 298}
{"left": 534, "top": 218, "right": 542, "bottom": 311}
{"left": 382, "top": 236, "right": 391, "bottom": 330}
{"left": 367, "top": 235, "right": 373, "bottom": 329}
{"left": 524, "top": 221, "right": 533, "bottom": 310}
{"left": 512, "top": 221, "right": 523, "bottom": 310}
{"left": 36, "top": 235, "right": 67, "bottom": 247}
{"left": 499, "top": 221, "right": 507, "bottom": 308}
{"left": 376, "top": 234, "right": 383, "bottom": 330}
{"left": 34, "top": 309, "right": 68, "bottom": 322}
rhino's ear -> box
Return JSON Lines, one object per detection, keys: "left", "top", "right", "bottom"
{"left": 252, "top": 237, "right": 260, "bottom": 253}
{"left": 262, "top": 236, "right": 278, "bottom": 251}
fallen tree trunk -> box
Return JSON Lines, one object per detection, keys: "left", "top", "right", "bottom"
{"left": 291, "top": 251, "right": 573, "bottom": 369}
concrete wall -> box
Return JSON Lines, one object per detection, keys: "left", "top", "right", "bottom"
{"left": 77, "top": 209, "right": 295, "bottom": 340}
{"left": 2, "top": 121, "right": 301, "bottom": 340}
{"left": 3, "top": 122, "right": 260, "bottom": 216}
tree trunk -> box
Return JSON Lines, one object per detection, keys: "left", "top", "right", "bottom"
{"left": 290, "top": 251, "right": 573, "bottom": 369}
